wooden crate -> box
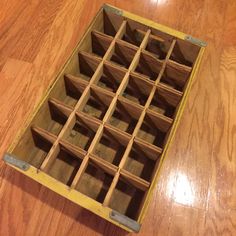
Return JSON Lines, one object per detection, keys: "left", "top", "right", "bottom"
{"left": 3, "top": 4, "right": 206, "bottom": 232}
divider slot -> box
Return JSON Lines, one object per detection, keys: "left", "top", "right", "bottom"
{"left": 92, "top": 127, "right": 130, "bottom": 166}
{"left": 48, "top": 74, "right": 88, "bottom": 108}
{"left": 57, "top": 74, "right": 89, "bottom": 106}
{"left": 76, "top": 52, "right": 101, "bottom": 81}
{"left": 79, "top": 30, "right": 113, "bottom": 58}
{"left": 31, "top": 126, "right": 57, "bottom": 144}
{"left": 170, "top": 38, "right": 200, "bottom": 67}
{"left": 119, "top": 19, "right": 148, "bottom": 46}
{"left": 79, "top": 87, "right": 114, "bottom": 121}
{"left": 92, "top": 31, "right": 113, "bottom": 57}
{"left": 59, "top": 140, "right": 87, "bottom": 159}
{"left": 120, "top": 169, "right": 150, "bottom": 191}
{"left": 121, "top": 73, "right": 154, "bottom": 106}
{"left": 48, "top": 98, "right": 73, "bottom": 117}
{"left": 108, "top": 178, "right": 145, "bottom": 220}
{"left": 149, "top": 84, "right": 183, "bottom": 118}
{"left": 107, "top": 98, "right": 143, "bottom": 134}
{"left": 31, "top": 100, "right": 71, "bottom": 136}
{"left": 134, "top": 138, "right": 162, "bottom": 161}
{"left": 103, "top": 10, "right": 124, "bottom": 36}
{"left": 134, "top": 51, "right": 163, "bottom": 81}
{"left": 61, "top": 113, "right": 100, "bottom": 151}
{"left": 107, "top": 41, "right": 137, "bottom": 69}
{"left": 46, "top": 145, "right": 84, "bottom": 186}
{"left": 12, "top": 127, "right": 54, "bottom": 169}
{"left": 137, "top": 111, "right": 172, "bottom": 148}
{"left": 122, "top": 140, "right": 161, "bottom": 182}
{"left": 160, "top": 60, "right": 191, "bottom": 91}
{"left": 144, "top": 29, "right": 174, "bottom": 60}
{"left": 89, "top": 154, "right": 118, "bottom": 176}
{"left": 75, "top": 159, "right": 114, "bottom": 203}
{"left": 93, "top": 62, "right": 126, "bottom": 93}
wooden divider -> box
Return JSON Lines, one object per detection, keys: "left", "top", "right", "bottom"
{"left": 37, "top": 20, "right": 180, "bottom": 218}
{"left": 11, "top": 8, "right": 201, "bottom": 222}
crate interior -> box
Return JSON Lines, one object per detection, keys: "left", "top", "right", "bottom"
{"left": 11, "top": 8, "right": 201, "bottom": 222}
{"left": 107, "top": 99, "right": 142, "bottom": 134}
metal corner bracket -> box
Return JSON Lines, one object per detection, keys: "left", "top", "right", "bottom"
{"left": 3, "top": 153, "right": 30, "bottom": 171}
{"left": 110, "top": 210, "right": 141, "bottom": 232}
{"left": 185, "top": 35, "right": 207, "bottom": 47}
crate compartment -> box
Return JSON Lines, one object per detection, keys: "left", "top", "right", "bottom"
{"left": 62, "top": 114, "right": 99, "bottom": 151}
{"left": 93, "top": 63, "right": 126, "bottom": 93}
{"left": 79, "top": 87, "right": 114, "bottom": 120}
{"left": 108, "top": 178, "right": 145, "bottom": 220}
{"left": 120, "top": 19, "right": 148, "bottom": 46}
{"left": 108, "top": 41, "right": 137, "bottom": 69}
{"left": 137, "top": 111, "right": 172, "bottom": 148}
{"left": 160, "top": 61, "right": 191, "bottom": 91}
{"left": 12, "top": 127, "right": 54, "bottom": 168}
{"left": 93, "top": 127, "right": 130, "bottom": 166}
{"left": 107, "top": 99, "right": 142, "bottom": 134}
{"left": 170, "top": 39, "right": 200, "bottom": 67}
{"left": 123, "top": 141, "right": 161, "bottom": 181}
{"left": 134, "top": 51, "right": 163, "bottom": 80}
{"left": 91, "top": 31, "right": 112, "bottom": 57}
{"left": 149, "top": 84, "right": 183, "bottom": 118}
{"left": 78, "top": 52, "right": 101, "bottom": 81}
{"left": 145, "top": 29, "right": 173, "bottom": 60}
{"left": 66, "top": 52, "right": 101, "bottom": 81}
{"left": 46, "top": 146, "right": 83, "bottom": 186}
{"left": 101, "top": 10, "right": 124, "bottom": 36}
{"left": 75, "top": 160, "right": 114, "bottom": 203}
{"left": 121, "top": 74, "right": 153, "bottom": 106}
{"left": 49, "top": 75, "right": 88, "bottom": 108}
{"left": 80, "top": 30, "right": 113, "bottom": 58}
{"left": 44, "top": 101, "right": 69, "bottom": 135}
{"left": 30, "top": 100, "right": 70, "bottom": 136}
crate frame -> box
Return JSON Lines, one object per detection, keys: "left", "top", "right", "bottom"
{"left": 3, "top": 4, "right": 206, "bottom": 233}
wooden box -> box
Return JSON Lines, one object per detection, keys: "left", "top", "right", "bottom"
{"left": 3, "top": 4, "right": 206, "bottom": 232}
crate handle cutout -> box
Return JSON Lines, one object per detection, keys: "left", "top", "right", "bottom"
{"left": 3, "top": 153, "right": 30, "bottom": 171}
{"left": 110, "top": 210, "right": 141, "bottom": 232}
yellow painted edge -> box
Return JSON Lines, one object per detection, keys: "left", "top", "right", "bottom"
{"left": 105, "top": 4, "right": 185, "bottom": 40}
{"left": 138, "top": 46, "right": 206, "bottom": 223}
{"left": 5, "top": 162, "right": 133, "bottom": 232}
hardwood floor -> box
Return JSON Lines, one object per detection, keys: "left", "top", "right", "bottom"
{"left": 0, "top": 0, "right": 236, "bottom": 235}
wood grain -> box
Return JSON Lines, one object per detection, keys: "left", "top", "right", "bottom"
{"left": 0, "top": 0, "right": 236, "bottom": 235}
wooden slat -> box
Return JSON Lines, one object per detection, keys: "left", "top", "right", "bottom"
{"left": 31, "top": 125, "right": 57, "bottom": 143}
{"left": 70, "top": 21, "right": 128, "bottom": 189}
{"left": 78, "top": 51, "right": 102, "bottom": 63}
{"left": 89, "top": 153, "right": 118, "bottom": 176}
{"left": 136, "top": 28, "right": 165, "bottom": 43}
{"left": 134, "top": 138, "right": 162, "bottom": 161}
{"left": 168, "top": 59, "right": 192, "bottom": 72}
{"left": 59, "top": 140, "right": 86, "bottom": 159}
{"left": 102, "top": 29, "right": 152, "bottom": 207}
{"left": 92, "top": 29, "right": 114, "bottom": 40}
{"left": 48, "top": 98, "right": 73, "bottom": 117}
{"left": 64, "top": 73, "right": 89, "bottom": 87}
{"left": 120, "top": 169, "right": 150, "bottom": 191}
